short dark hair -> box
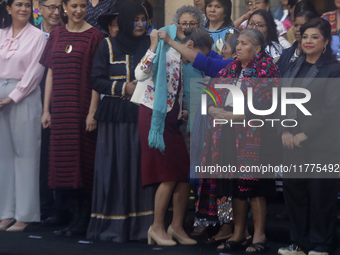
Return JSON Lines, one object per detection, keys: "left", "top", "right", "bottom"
{"left": 287, "top": 0, "right": 299, "bottom": 7}
{"left": 295, "top": 10, "right": 318, "bottom": 22}
{"left": 226, "top": 34, "right": 239, "bottom": 55}
{"left": 1, "top": 0, "right": 34, "bottom": 29}
{"left": 205, "top": 0, "right": 233, "bottom": 28}
{"left": 248, "top": 10, "right": 278, "bottom": 47}
{"left": 245, "top": 0, "right": 270, "bottom": 4}
{"left": 181, "top": 27, "right": 214, "bottom": 51}
{"left": 294, "top": 1, "right": 318, "bottom": 18}
{"left": 300, "top": 18, "right": 336, "bottom": 63}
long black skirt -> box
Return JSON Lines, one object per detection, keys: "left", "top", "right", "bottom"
{"left": 87, "top": 121, "right": 156, "bottom": 242}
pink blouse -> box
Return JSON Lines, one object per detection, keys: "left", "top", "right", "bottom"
{"left": 0, "top": 23, "right": 46, "bottom": 103}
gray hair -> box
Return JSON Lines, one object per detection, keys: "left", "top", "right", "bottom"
{"left": 172, "top": 5, "right": 205, "bottom": 29}
{"left": 240, "top": 29, "right": 266, "bottom": 52}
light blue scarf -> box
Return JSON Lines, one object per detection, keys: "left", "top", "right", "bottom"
{"left": 148, "top": 24, "right": 202, "bottom": 152}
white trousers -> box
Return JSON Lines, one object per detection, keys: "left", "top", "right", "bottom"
{"left": 0, "top": 79, "right": 41, "bottom": 222}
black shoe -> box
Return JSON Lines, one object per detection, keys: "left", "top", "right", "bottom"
{"left": 64, "top": 220, "right": 89, "bottom": 237}
{"left": 65, "top": 200, "right": 91, "bottom": 237}
{"left": 41, "top": 213, "right": 70, "bottom": 226}
{"left": 54, "top": 212, "right": 81, "bottom": 236}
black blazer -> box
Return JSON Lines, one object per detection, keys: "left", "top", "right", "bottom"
{"left": 277, "top": 55, "right": 340, "bottom": 152}
{"left": 276, "top": 41, "right": 298, "bottom": 76}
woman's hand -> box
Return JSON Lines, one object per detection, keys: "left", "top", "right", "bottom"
{"left": 242, "top": 11, "right": 253, "bottom": 22}
{"left": 173, "top": 22, "right": 185, "bottom": 40}
{"left": 208, "top": 106, "right": 229, "bottom": 119}
{"left": 86, "top": 112, "right": 97, "bottom": 132}
{"left": 41, "top": 111, "right": 51, "bottom": 129}
{"left": 158, "top": 30, "right": 171, "bottom": 45}
{"left": 282, "top": 130, "right": 295, "bottom": 150}
{"left": 0, "top": 97, "right": 12, "bottom": 109}
{"left": 181, "top": 110, "right": 189, "bottom": 122}
{"left": 125, "top": 81, "right": 137, "bottom": 96}
{"left": 150, "top": 29, "right": 159, "bottom": 53}
{"left": 294, "top": 132, "right": 308, "bottom": 148}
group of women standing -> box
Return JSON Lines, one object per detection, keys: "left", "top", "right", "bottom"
{"left": 0, "top": 1, "right": 340, "bottom": 254}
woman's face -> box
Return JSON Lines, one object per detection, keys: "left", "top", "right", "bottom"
{"left": 6, "top": 0, "right": 32, "bottom": 25}
{"left": 178, "top": 12, "right": 198, "bottom": 31}
{"left": 247, "top": 14, "right": 268, "bottom": 40}
{"left": 39, "top": 0, "right": 61, "bottom": 27}
{"left": 236, "top": 34, "right": 259, "bottom": 65}
{"left": 206, "top": 0, "right": 226, "bottom": 24}
{"left": 245, "top": 0, "right": 269, "bottom": 12}
{"left": 335, "top": 0, "right": 340, "bottom": 9}
{"left": 63, "top": 0, "right": 86, "bottom": 24}
{"left": 301, "top": 27, "right": 329, "bottom": 58}
{"left": 193, "top": 0, "right": 205, "bottom": 13}
{"left": 133, "top": 13, "right": 146, "bottom": 37}
{"left": 222, "top": 41, "right": 233, "bottom": 59}
{"left": 108, "top": 16, "right": 118, "bottom": 37}
{"left": 293, "top": 17, "right": 307, "bottom": 43}
{"left": 178, "top": 12, "right": 199, "bottom": 32}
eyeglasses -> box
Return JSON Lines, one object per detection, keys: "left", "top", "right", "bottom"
{"left": 247, "top": 21, "right": 267, "bottom": 29}
{"left": 179, "top": 22, "right": 198, "bottom": 28}
{"left": 246, "top": 1, "right": 265, "bottom": 8}
{"left": 43, "top": 4, "right": 62, "bottom": 12}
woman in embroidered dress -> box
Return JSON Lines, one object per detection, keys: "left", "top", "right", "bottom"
{"left": 246, "top": 9, "right": 283, "bottom": 62}
{"left": 204, "top": 0, "right": 237, "bottom": 55}
{"left": 0, "top": 0, "right": 46, "bottom": 231}
{"left": 135, "top": 27, "right": 213, "bottom": 246}
{"left": 40, "top": 0, "right": 103, "bottom": 237}
{"left": 87, "top": 2, "right": 156, "bottom": 242}
{"left": 208, "top": 29, "right": 281, "bottom": 253}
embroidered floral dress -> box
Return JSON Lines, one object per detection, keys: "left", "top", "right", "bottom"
{"left": 136, "top": 48, "right": 190, "bottom": 186}
{"left": 195, "top": 51, "right": 281, "bottom": 225}
{"left": 138, "top": 49, "right": 184, "bottom": 114}
{"left": 32, "top": 5, "right": 43, "bottom": 26}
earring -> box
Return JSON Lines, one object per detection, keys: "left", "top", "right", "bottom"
{"left": 323, "top": 46, "right": 326, "bottom": 54}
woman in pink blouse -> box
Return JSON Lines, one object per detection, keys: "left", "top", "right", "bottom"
{"left": 0, "top": 0, "right": 46, "bottom": 231}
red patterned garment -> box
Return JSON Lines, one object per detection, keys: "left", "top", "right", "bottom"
{"left": 40, "top": 25, "right": 103, "bottom": 192}
{"left": 321, "top": 10, "right": 338, "bottom": 35}
{"left": 196, "top": 51, "right": 280, "bottom": 221}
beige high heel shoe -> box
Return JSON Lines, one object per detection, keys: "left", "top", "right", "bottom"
{"left": 0, "top": 218, "right": 16, "bottom": 231}
{"left": 167, "top": 225, "right": 197, "bottom": 245}
{"left": 147, "top": 226, "right": 177, "bottom": 246}
{"left": 6, "top": 222, "right": 28, "bottom": 232}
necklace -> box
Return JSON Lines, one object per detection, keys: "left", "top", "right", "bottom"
{"left": 65, "top": 21, "right": 85, "bottom": 54}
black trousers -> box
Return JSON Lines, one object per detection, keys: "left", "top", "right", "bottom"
{"left": 40, "top": 127, "right": 72, "bottom": 218}
{"left": 283, "top": 149, "right": 338, "bottom": 254}
{"left": 39, "top": 127, "right": 54, "bottom": 218}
